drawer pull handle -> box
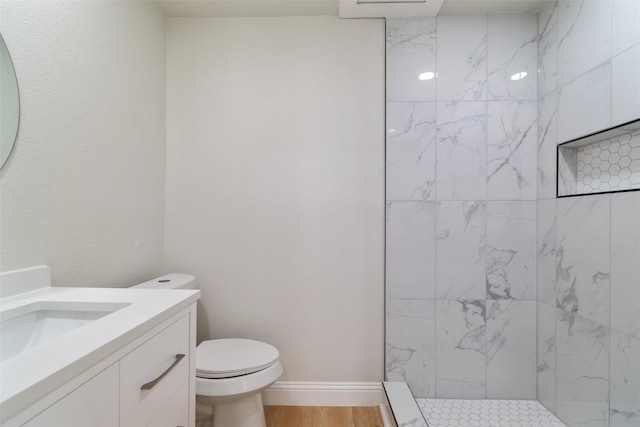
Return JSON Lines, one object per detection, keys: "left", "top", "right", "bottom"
{"left": 141, "top": 354, "right": 185, "bottom": 391}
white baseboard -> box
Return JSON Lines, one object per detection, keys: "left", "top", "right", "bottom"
{"left": 262, "top": 381, "right": 385, "bottom": 407}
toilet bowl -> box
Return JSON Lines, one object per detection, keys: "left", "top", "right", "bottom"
{"left": 196, "top": 339, "right": 283, "bottom": 427}
{"left": 132, "top": 274, "right": 283, "bottom": 427}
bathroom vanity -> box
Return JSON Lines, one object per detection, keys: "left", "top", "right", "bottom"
{"left": 0, "top": 266, "right": 200, "bottom": 427}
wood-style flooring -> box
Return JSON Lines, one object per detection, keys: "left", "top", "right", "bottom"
{"left": 264, "top": 405, "right": 384, "bottom": 427}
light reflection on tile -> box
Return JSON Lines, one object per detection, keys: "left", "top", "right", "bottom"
{"left": 387, "top": 18, "right": 437, "bottom": 102}
{"left": 488, "top": 13, "right": 537, "bottom": 101}
{"left": 436, "top": 15, "right": 487, "bottom": 101}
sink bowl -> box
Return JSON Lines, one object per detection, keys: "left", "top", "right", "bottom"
{"left": 0, "top": 301, "right": 130, "bottom": 362}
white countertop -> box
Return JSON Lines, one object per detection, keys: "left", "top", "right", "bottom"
{"left": 0, "top": 286, "right": 200, "bottom": 421}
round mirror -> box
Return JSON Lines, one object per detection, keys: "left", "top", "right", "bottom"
{"left": 0, "top": 33, "right": 20, "bottom": 171}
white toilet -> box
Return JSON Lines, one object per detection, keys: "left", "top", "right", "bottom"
{"left": 132, "top": 274, "right": 283, "bottom": 427}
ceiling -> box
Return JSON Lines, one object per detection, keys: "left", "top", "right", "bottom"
{"left": 439, "top": 0, "right": 550, "bottom": 15}
{"left": 157, "top": 0, "right": 552, "bottom": 17}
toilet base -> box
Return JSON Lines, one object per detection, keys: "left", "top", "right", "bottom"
{"left": 197, "top": 393, "right": 267, "bottom": 427}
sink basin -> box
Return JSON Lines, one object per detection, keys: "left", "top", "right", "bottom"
{"left": 0, "top": 301, "right": 130, "bottom": 362}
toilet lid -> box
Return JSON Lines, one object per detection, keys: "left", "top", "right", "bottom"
{"left": 196, "top": 338, "right": 279, "bottom": 379}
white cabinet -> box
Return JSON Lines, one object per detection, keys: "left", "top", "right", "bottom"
{"left": 120, "top": 314, "right": 190, "bottom": 427}
{"left": 22, "top": 364, "right": 119, "bottom": 427}
{"left": 147, "top": 381, "right": 189, "bottom": 427}
{"left": 16, "top": 305, "right": 196, "bottom": 427}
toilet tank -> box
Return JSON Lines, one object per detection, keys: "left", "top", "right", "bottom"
{"left": 131, "top": 273, "right": 196, "bottom": 290}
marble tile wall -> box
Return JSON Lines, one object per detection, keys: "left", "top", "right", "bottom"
{"left": 537, "top": 192, "right": 640, "bottom": 427}
{"left": 385, "top": 14, "right": 538, "bottom": 400}
{"left": 537, "top": 1, "right": 640, "bottom": 426}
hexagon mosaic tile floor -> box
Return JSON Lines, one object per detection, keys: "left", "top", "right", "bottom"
{"left": 416, "top": 398, "right": 567, "bottom": 427}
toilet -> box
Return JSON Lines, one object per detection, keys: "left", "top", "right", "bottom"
{"left": 132, "top": 274, "right": 283, "bottom": 427}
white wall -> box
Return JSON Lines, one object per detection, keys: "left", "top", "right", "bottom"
{"left": 0, "top": 1, "right": 166, "bottom": 287}
{"left": 164, "top": 16, "right": 385, "bottom": 382}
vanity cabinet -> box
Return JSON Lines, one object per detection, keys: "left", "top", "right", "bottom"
{"left": 120, "top": 314, "right": 190, "bottom": 427}
{"left": 22, "top": 365, "right": 119, "bottom": 427}
{"left": 13, "top": 305, "right": 196, "bottom": 427}
{"left": 147, "top": 381, "right": 189, "bottom": 427}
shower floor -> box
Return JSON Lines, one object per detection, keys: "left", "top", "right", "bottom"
{"left": 416, "top": 399, "right": 566, "bottom": 427}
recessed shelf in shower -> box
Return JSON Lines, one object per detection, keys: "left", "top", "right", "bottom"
{"left": 557, "top": 118, "right": 640, "bottom": 198}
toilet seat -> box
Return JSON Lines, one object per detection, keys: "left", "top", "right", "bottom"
{"left": 196, "top": 338, "right": 279, "bottom": 379}
{"left": 196, "top": 360, "right": 284, "bottom": 399}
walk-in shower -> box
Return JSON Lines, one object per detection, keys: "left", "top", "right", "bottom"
{"left": 384, "top": 2, "right": 640, "bottom": 426}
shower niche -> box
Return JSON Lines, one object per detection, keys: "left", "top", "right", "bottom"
{"left": 557, "top": 119, "right": 640, "bottom": 197}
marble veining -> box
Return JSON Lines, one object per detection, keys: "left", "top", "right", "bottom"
{"left": 612, "top": 44, "right": 640, "bottom": 126}
{"left": 556, "top": 195, "right": 610, "bottom": 326}
{"left": 486, "top": 201, "right": 536, "bottom": 300}
{"left": 537, "top": 93, "right": 558, "bottom": 200}
{"left": 538, "top": 1, "right": 558, "bottom": 98}
{"left": 386, "top": 102, "right": 437, "bottom": 201}
{"left": 396, "top": 416, "right": 428, "bottom": 427}
{"left": 537, "top": 199, "right": 557, "bottom": 305}
{"left": 612, "top": 0, "right": 640, "bottom": 56}
{"left": 557, "top": 61, "right": 612, "bottom": 144}
{"left": 488, "top": 14, "right": 538, "bottom": 101}
{"left": 487, "top": 101, "right": 537, "bottom": 200}
{"left": 610, "top": 330, "right": 640, "bottom": 427}
{"left": 436, "top": 101, "right": 487, "bottom": 201}
{"left": 387, "top": 17, "right": 435, "bottom": 49}
{"left": 386, "top": 18, "right": 437, "bottom": 102}
{"left": 436, "top": 201, "right": 486, "bottom": 300}
{"left": 435, "top": 300, "right": 486, "bottom": 398}
{"left": 555, "top": 310, "right": 610, "bottom": 427}
{"left": 557, "top": 0, "right": 612, "bottom": 88}
{"left": 437, "top": 15, "right": 488, "bottom": 101}
{"left": 386, "top": 299, "right": 436, "bottom": 398}
{"left": 383, "top": 382, "right": 429, "bottom": 427}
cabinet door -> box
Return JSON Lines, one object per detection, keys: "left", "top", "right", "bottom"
{"left": 23, "top": 364, "right": 118, "bottom": 427}
{"left": 147, "top": 381, "right": 189, "bottom": 427}
{"left": 120, "top": 314, "right": 189, "bottom": 427}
